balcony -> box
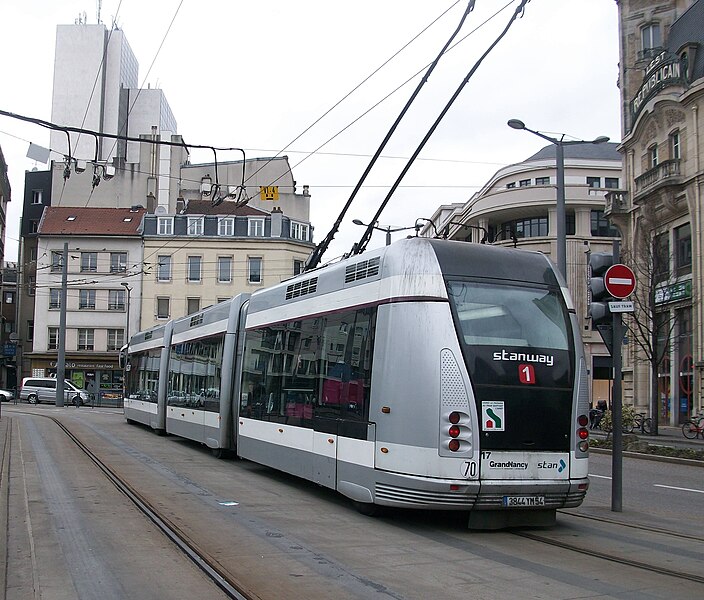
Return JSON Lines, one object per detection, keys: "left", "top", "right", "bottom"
{"left": 604, "top": 190, "right": 628, "bottom": 217}
{"left": 634, "top": 159, "right": 681, "bottom": 196}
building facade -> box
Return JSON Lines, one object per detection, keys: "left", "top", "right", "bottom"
{"left": 425, "top": 144, "right": 623, "bottom": 407}
{"left": 611, "top": 0, "right": 703, "bottom": 424}
{"left": 140, "top": 198, "right": 314, "bottom": 331}
{"left": 29, "top": 207, "right": 146, "bottom": 403}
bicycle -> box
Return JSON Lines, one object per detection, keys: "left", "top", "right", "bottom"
{"left": 681, "top": 413, "right": 704, "bottom": 439}
{"left": 633, "top": 412, "right": 653, "bottom": 435}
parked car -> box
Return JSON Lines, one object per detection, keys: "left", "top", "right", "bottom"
{"left": 0, "top": 389, "right": 13, "bottom": 402}
{"left": 19, "top": 377, "right": 89, "bottom": 405}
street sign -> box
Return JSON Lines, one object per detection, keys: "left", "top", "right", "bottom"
{"left": 604, "top": 264, "right": 636, "bottom": 299}
{"left": 608, "top": 301, "right": 634, "bottom": 312}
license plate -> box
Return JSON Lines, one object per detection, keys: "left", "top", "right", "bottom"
{"left": 502, "top": 495, "right": 545, "bottom": 507}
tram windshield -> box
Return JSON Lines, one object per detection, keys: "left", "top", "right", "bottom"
{"left": 447, "top": 281, "right": 570, "bottom": 351}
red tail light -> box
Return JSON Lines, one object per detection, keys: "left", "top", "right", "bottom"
{"left": 578, "top": 427, "right": 589, "bottom": 440}
{"left": 449, "top": 411, "right": 460, "bottom": 424}
{"left": 577, "top": 414, "right": 589, "bottom": 427}
{"left": 449, "top": 425, "right": 460, "bottom": 438}
{"left": 448, "top": 439, "right": 460, "bottom": 452}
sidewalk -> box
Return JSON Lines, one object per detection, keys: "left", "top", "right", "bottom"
{"left": 590, "top": 423, "right": 704, "bottom": 454}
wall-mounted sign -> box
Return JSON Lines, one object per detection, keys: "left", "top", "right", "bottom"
{"left": 654, "top": 279, "right": 691, "bottom": 305}
{"left": 259, "top": 186, "right": 279, "bottom": 201}
{"left": 631, "top": 51, "right": 685, "bottom": 121}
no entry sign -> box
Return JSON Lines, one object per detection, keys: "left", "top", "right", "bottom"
{"left": 604, "top": 264, "right": 636, "bottom": 299}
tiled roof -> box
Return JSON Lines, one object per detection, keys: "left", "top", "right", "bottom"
{"left": 182, "top": 199, "right": 269, "bottom": 216}
{"left": 668, "top": 0, "right": 704, "bottom": 82}
{"left": 38, "top": 207, "right": 146, "bottom": 235}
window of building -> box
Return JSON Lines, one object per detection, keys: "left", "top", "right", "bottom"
{"left": 187, "top": 217, "right": 204, "bottom": 236}
{"left": 32, "top": 190, "right": 43, "bottom": 205}
{"left": 519, "top": 179, "right": 531, "bottom": 187}
{"left": 48, "top": 327, "right": 59, "bottom": 351}
{"left": 218, "top": 217, "right": 234, "bottom": 236}
{"left": 51, "top": 251, "right": 63, "bottom": 272}
{"left": 587, "top": 177, "right": 601, "bottom": 188}
{"left": 218, "top": 256, "right": 232, "bottom": 283}
{"left": 110, "top": 252, "right": 127, "bottom": 273}
{"left": 535, "top": 176, "right": 550, "bottom": 185}
{"left": 248, "top": 257, "right": 262, "bottom": 283}
{"left": 107, "top": 329, "right": 124, "bottom": 351}
{"left": 157, "top": 255, "right": 172, "bottom": 281}
{"left": 248, "top": 218, "right": 265, "bottom": 237}
{"left": 590, "top": 210, "right": 620, "bottom": 237}
{"left": 641, "top": 22, "right": 661, "bottom": 51}
{"left": 649, "top": 144, "right": 659, "bottom": 169}
{"left": 294, "top": 259, "right": 304, "bottom": 275}
{"left": 674, "top": 223, "right": 692, "bottom": 276}
{"left": 605, "top": 177, "right": 620, "bottom": 189}
{"left": 670, "top": 130, "right": 681, "bottom": 160}
{"left": 506, "top": 182, "right": 516, "bottom": 189}
{"left": 158, "top": 217, "right": 174, "bottom": 235}
{"left": 187, "top": 298, "right": 201, "bottom": 315}
{"left": 30, "top": 220, "right": 39, "bottom": 233}
{"left": 81, "top": 252, "right": 98, "bottom": 273}
{"left": 290, "top": 221, "right": 309, "bottom": 241}
{"left": 78, "top": 328, "right": 95, "bottom": 351}
{"left": 27, "top": 320, "right": 34, "bottom": 342}
{"left": 79, "top": 289, "right": 96, "bottom": 310}
{"left": 49, "top": 288, "right": 61, "bottom": 310}
{"left": 654, "top": 233, "right": 670, "bottom": 284}
{"left": 29, "top": 247, "right": 37, "bottom": 262}
{"left": 499, "top": 216, "right": 548, "bottom": 239}
{"left": 157, "top": 297, "right": 170, "bottom": 319}
{"left": 27, "top": 276, "right": 36, "bottom": 296}
{"left": 4, "top": 291, "right": 14, "bottom": 304}
{"left": 566, "top": 213, "right": 576, "bottom": 236}
{"left": 109, "top": 289, "right": 126, "bottom": 311}
{"left": 187, "top": 256, "right": 202, "bottom": 282}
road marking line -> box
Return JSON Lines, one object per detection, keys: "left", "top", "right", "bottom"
{"left": 654, "top": 484, "right": 704, "bottom": 494}
{"left": 589, "top": 474, "right": 611, "bottom": 479}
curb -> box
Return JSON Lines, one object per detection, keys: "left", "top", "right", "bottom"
{"left": 590, "top": 446, "right": 704, "bottom": 467}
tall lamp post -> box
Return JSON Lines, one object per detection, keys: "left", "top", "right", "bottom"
{"left": 507, "top": 119, "right": 609, "bottom": 279}
{"left": 121, "top": 283, "right": 132, "bottom": 344}
{"left": 352, "top": 219, "right": 418, "bottom": 246}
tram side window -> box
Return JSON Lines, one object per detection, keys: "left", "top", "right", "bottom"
{"left": 240, "top": 307, "right": 376, "bottom": 429}
{"left": 126, "top": 350, "right": 160, "bottom": 402}
{"left": 167, "top": 336, "right": 224, "bottom": 412}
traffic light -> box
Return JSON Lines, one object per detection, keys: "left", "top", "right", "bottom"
{"left": 588, "top": 251, "right": 614, "bottom": 326}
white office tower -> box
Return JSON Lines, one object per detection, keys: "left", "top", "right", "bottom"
{"left": 50, "top": 22, "right": 177, "bottom": 179}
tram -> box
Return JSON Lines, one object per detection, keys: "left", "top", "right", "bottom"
{"left": 123, "top": 238, "right": 590, "bottom": 528}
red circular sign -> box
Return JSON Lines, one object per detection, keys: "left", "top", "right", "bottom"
{"left": 604, "top": 264, "right": 636, "bottom": 299}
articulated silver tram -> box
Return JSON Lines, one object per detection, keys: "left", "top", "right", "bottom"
{"left": 124, "top": 238, "right": 590, "bottom": 528}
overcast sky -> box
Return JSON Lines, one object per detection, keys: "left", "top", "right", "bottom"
{"left": 0, "top": 0, "right": 621, "bottom": 264}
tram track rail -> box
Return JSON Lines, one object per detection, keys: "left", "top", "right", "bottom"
{"left": 14, "top": 412, "right": 256, "bottom": 600}
{"left": 510, "top": 509, "right": 704, "bottom": 585}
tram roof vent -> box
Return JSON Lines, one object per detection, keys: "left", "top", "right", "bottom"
{"left": 286, "top": 277, "right": 318, "bottom": 300}
{"left": 345, "top": 256, "right": 380, "bottom": 284}
{"left": 189, "top": 314, "right": 204, "bottom": 327}
{"left": 144, "top": 331, "right": 153, "bottom": 340}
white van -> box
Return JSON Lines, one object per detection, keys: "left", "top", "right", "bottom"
{"left": 20, "top": 377, "right": 89, "bottom": 405}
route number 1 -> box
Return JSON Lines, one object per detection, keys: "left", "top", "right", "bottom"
{"left": 519, "top": 364, "right": 536, "bottom": 385}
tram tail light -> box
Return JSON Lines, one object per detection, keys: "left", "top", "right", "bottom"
{"left": 577, "top": 414, "right": 589, "bottom": 427}
{"left": 578, "top": 440, "right": 589, "bottom": 452}
{"left": 449, "top": 411, "right": 460, "bottom": 424}
{"left": 578, "top": 428, "right": 589, "bottom": 440}
{"left": 448, "top": 439, "right": 460, "bottom": 452}
{"left": 440, "top": 411, "right": 470, "bottom": 455}
{"left": 449, "top": 425, "right": 460, "bottom": 438}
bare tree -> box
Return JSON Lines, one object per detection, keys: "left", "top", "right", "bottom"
{"left": 621, "top": 205, "right": 677, "bottom": 436}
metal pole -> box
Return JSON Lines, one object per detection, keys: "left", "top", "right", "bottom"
{"left": 125, "top": 287, "right": 131, "bottom": 342}
{"left": 611, "top": 239, "right": 623, "bottom": 512}
{"left": 56, "top": 242, "right": 68, "bottom": 407}
{"left": 555, "top": 141, "right": 567, "bottom": 279}
{"left": 385, "top": 228, "right": 391, "bottom": 246}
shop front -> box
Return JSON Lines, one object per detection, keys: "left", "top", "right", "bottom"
{"left": 28, "top": 355, "right": 124, "bottom": 407}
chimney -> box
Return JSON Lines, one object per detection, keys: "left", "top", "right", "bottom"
{"left": 271, "top": 206, "right": 283, "bottom": 237}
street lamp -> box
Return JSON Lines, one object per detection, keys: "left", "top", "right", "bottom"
{"left": 121, "top": 282, "right": 132, "bottom": 344}
{"left": 507, "top": 119, "right": 609, "bottom": 279}
{"left": 352, "top": 219, "right": 418, "bottom": 246}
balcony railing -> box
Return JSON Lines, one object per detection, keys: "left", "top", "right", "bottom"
{"left": 604, "top": 190, "right": 628, "bottom": 216}
{"left": 634, "top": 159, "right": 681, "bottom": 194}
